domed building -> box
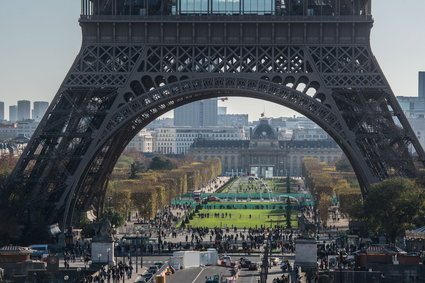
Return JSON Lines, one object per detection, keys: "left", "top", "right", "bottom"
{"left": 188, "top": 119, "right": 342, "bottom": 177}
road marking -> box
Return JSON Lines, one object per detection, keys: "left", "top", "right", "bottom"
{"left": 192, "top": 267, "right": 205, "bottom": 283}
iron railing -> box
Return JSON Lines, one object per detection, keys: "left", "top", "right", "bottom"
{"left": 80, "top": 14, "right": 373, "bottom": 23}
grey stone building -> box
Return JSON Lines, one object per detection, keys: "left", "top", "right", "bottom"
{"left": 188, "top": 119, "right": 342, "bottom": 177}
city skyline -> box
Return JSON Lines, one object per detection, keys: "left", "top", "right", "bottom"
{"left": 0, "top": 100, "right": 49, "bottom": 123}
{"left": 1, "top": 1, "right": 424, "bottom": 121}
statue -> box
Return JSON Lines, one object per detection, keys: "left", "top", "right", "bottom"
{"left": 298, "top": 215, "right": 316, "bottom": 239}
{"left": 92, "top": 218, "right": 113, "bottom": 242}
{"left": 91, "top": 217, "right": 115, "bottom": 265}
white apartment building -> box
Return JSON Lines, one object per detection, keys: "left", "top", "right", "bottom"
{"left": 153, "top": 126, "right": 246, "bottom": 154}
{"left": 126, "top": 130, "right": 153, "bottom": 152}
{"left": 0, "top": 124, "right": 17, "bottom": 141}
{"left": 16, "top": 120, "right": 39, "bottom": 138}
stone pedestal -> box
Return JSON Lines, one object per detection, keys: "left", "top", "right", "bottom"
{"left": 294, "top": 238, "right": 317, "bottom": 269}
{"left": 295, "top": 238, "right": 318, "bottom": 282}
{"left": 91, "top": 241, "right": 115, "bottom": 266}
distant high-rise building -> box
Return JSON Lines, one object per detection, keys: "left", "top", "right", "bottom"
{"left": 9, "top": 105, "right": 17, "bottom": 123}
{"left": 174, "top": 98, "right": 218, "bottom": 127}
{"left": 33, "top": 101, "right": 49, "bottom": 122}
{"left": 419, "top": 71, "right": 425, "bottom": 98}
{"left": 218, "top": 106, "right": 227, "bottom": 115}
{"left": 397, "top": 71, "right": 425, "bottom": 117}
{"left": 17, "top": 100, "right": 31, "bottom": 121}
{"left": 0, "top": 102, "right": 4, "bottom": 121}
{"left": 218, "top": 114, "right": 249, "bottom": 127}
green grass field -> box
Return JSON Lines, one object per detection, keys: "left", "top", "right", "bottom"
{"left": 185, "top": 209, "right": 298, "bottom": 229}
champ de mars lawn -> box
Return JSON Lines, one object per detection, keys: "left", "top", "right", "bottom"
{"left": 184, "top": 209, "right": 298, "bottom": 229}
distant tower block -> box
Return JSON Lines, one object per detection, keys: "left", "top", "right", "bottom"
{"left": 2, "top": 0, "right": 425, "bottom": 230}
{"left": 419, "top": 72, "right": 425, "bottom": 98}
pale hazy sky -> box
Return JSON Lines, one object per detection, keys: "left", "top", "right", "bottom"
{"left": 0, "top": 1, "right": 424, "bottom": 121}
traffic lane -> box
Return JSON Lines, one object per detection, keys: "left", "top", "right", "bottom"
{"left": 167, "top": 266, "right": 233, "bottom": 283}
{"left": 194, "top": 266, "right": 233, "bottom": 283}
{"left": 237, "top": 269, "right": 260, "bottom": 283}
{"left": 237, "top": 255, "right": 262, "bottom": 283}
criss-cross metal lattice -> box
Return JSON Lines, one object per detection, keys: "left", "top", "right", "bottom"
{"left": 2, "top": 11, "right": 425, "bottom": 230}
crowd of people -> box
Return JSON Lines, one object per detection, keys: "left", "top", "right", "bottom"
{"left": 61, "top": 175, "right": 356, "bottom": 283}
{"left": 78, "top": 262, "right": 133, "bottom": 283}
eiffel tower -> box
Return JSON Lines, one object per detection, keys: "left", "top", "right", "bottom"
{"left": 2, "top": 0, "right": 424, "bottom": 229}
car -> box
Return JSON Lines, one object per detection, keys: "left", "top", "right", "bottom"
{"left": 271, "top": 257, "right": 281, "bottom": 266}
{"left": 154, "top": 262, "right": 163, "bottom": 268}
{"left": 248, "top": 262, "right": 258, "bottom": 271}
{"left": 239, "top": 258, "right": 252, "bottom": 268}
{"left": 148, "top": 265, "right": 159, "bottom": 274}
{"left": 143, "top": 273, "right": 153, "bottom": 280}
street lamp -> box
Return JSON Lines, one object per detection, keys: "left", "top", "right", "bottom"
{"left": 98, "top": 253, "right": 102, "bottom": 264}
{"left": 107, "top": 248, "right": 111, "bottom": 268}
{"left": 136, "top": 231, "right": 140, "bottom": 273}
{"left": 114, "top": 240, "right": 118, "bottom": 266}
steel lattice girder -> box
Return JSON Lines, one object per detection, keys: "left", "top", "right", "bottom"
{"left": 2, "top": 17, "right": 425, "bottom": 229}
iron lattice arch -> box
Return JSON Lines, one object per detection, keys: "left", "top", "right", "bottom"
{"left": 2, "top": 14, "right": 425, "bottom": 229}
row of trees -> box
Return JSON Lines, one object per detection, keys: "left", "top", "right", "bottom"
{"left": 303, "top": 157, "right": 361, "bottom": 226}
{"left": 105, "top": 157, "right": 222, "bottom": 221}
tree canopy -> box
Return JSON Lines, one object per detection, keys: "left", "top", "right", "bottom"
{"left": 149, "top": 156, "right": 177, "bottom": 170}
{"left": 334, "top": 156, "right": 354, "bottom": 172}
{"left": 361, "top": 178, "right": 425, "bottom": 242}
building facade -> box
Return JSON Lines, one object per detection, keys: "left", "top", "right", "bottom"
{"left": 17, "top": 100, "right": 31, "bottom": 121}
{"left": 32, "top": 101, "right": 49, "bottom": 122}
{"left": 0, "top": 124, "right": 17, "bottom": 141}
{"left": 218, "top": 106, "right": 227, "bottom": 115}
{"left": 408, "top": 117, "right": 425, "bottom": 153}
{"left": 419, "top": 71, "right": 425, "bottom": 98}
{"left": 188, "top": 119, "right": 342, "bottom": 177}
{"left": 9, "top": 106, "right": 17, "bottom": 123}
{"left": 126, "top": 130, "right": 153, "bottom": 152}
{"left": 218, "top": 114, "right": 249, "bottom": 127}
{"left": 16, "top": 120, "right": 39, "bottom": 138}
{"left": 292, "top": 128, "right": 330, "bottom": 141}
{"left": 174, "top": 98, "right": 218, "bottom": 127}
{"left": 397, "top": 71, "right": 425, "bottom": 118}
{"left": 397, "top": 97, "right": 425, "bottom": 118}
{"left": 0, "top": 102, "right": 4, "bottom": 122}
{"left": 153, "top": 126, "right": 245, "bottom": 154}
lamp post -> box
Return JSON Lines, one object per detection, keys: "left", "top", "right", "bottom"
{"left": 114, "top": 240, "right": 118, "bottom": 266}
{"left": 98, "top": 253, "right": 102, "bottom": 264}
{"left": 107, "top": 248, "right": 111, "bottom": 268}
{"left": 339, "top": 251, "right": 343, "bottom": 283}
{"left": 141, "top": 238, "right": 144, "bottom": 269}
{"left": 136, "top": 231, "right": 140, "bottom": 273}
